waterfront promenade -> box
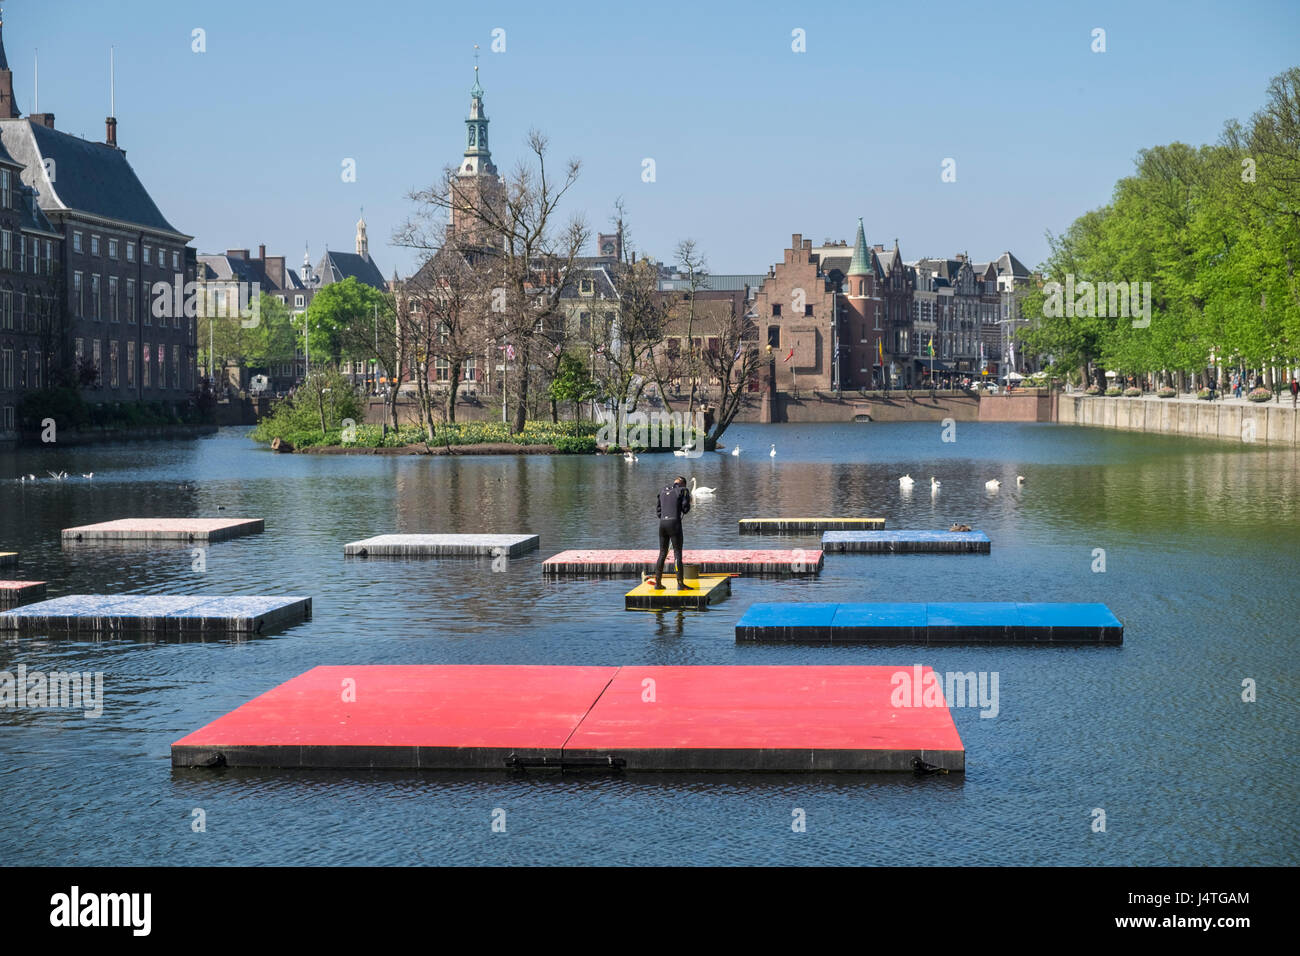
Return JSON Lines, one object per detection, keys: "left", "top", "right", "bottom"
{"left": 1059, "top": 393, "right": 1300, "bottom": 445}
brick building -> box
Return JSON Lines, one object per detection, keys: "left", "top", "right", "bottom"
{"left": 0, "top": 14, "right": 194, "bottom": 436}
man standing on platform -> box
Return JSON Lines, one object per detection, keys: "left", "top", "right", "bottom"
{"left": 651, "top": 476, "right": 692, "bottom": 590}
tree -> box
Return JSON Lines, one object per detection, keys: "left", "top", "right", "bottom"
{"left": 403, "top": 247, "right": 492, "bottom": 427}
{"left": 300, "top": 277, "right": 390, "bottom": 369}
{"left": 696, "top": 289, "right": 763, "bottom": 451}
{"left": 396, "top": 129, "right": 588, "bottom": 432}
{"left": 547, "top": 351, "right": 598, "bottom": 419}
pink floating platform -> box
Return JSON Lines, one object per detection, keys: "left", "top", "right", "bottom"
{"left": 172, "top": 664, "right": 963, "bottom": 772}
{"left": 541, "top": 548, "right": 822, "bottom": 576}
{"left": 0, "top": 580, "right": 47, "bottom": 609}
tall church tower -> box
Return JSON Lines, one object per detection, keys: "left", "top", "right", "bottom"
{"left": 449, "top": 51, "right": 504, "bottom": 249}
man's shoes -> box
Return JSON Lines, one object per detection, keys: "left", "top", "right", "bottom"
{"left": 651, "top": 580, "right": 666, "bottom": 590}
{"left": 677, "top": 582, "right": 693, "bottom": 590}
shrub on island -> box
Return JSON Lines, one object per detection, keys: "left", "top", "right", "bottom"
{"left": 1157, "top": 386, "right": 1176, "bottom": 398}
{"left": 1247, "top": 387, "right": 1272, "bottom": 403}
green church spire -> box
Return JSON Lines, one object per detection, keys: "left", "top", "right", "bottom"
{"left": 848, "top": 217, "right": 872, "bottom": 276}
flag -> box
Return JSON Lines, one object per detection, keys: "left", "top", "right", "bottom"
{"left": 877, "top": 339, "right": 883, "bottom": 365}
{"left": 784, "top": 346, "right": 795, "bottom": 363}
{"left": 505, "top": 344, "right": 515, "bottom": 360}
{"left": 927, "top": 335, "right": 934, "bottom": 357}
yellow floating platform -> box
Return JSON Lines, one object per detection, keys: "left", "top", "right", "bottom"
{"left": 625, "top": 573, "right": 732, "bottom": 611}
{"left": 739, "top": 518, "right": 885, "bottom": 534}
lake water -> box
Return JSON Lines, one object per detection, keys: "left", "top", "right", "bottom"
{"left": 1, "top": 422, "right": 1296, "bottom": 865}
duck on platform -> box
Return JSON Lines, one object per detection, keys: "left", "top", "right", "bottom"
{"left": 949, "top": 523, "right": 972, "bottom": 532}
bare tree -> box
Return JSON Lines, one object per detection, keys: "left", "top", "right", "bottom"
{"left": 396, "top": 129, "right": 588, "bottom": 432}
{"left": 696, "top": 291, "right": 764, "bottom": 451}
{"left": 402, "top": 246, "right": 494, "bottom": 426}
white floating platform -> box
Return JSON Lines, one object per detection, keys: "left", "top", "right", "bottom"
{"left": 62, "top": 518, "right": 265, "bottom": 543}
{"left": 0, "top": 594, "right": 312, "bottom": 635}
{"left": 344, "top": 533, "right": 540, "bottom": 558}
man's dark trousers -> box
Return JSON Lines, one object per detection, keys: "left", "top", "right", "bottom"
{"left": 655, "top": 519, "right": 684, "bottom": 587}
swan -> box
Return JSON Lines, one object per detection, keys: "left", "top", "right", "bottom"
{"left": 1016, "top": 475, "right": 1025, "bottom": 485}
{"left": 769, "top": 444, "right": 776, "bottom": 458}
{"left": 731, "top": 446, "right": 741, "bottom": 456}
{"left": 82, "top": 473, "right": 94, "bottom": 480}
{"left": 898, "top": 474, "right": 914, "bottom": 488}
{"left": 623, "top": 451, "right": 638, "bottom": 463}
{"left": 930, "top": 476, "right": 940, "bottom": 491}
{"left": 690, "top": 476, "right": 716, "bottom": 498}
{"left": 985, "top": 478, "right": 1000, "bottom": 490}
{"left": 672, "top": 449, "right": 687, "bottom": 457}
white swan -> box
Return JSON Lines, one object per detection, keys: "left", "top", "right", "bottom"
{"left": 930, "top": 476, "right": 941, "bottom": 493}
{"left": 731, "top": 446, "right": 741, "bottom": 456}
{"left": 985, "top": 478, "right": 1001, "bottom": 490}
{"left": 769, "top": 444, "right": 776, "bottom": 458}
{"left": 672, "top": 449, "right": 687, "bottom": 457}
{"left": 690, "top": 476, "right": 716, "bottom": 498}
{"left": 1016, "top": 475, "right": 1025, "bottom": 485}
{"left": 899, "top": 474, "right": 914, "bottom": 488}
{"left": 623, "top": 451, "right": 638, "bottom": 463}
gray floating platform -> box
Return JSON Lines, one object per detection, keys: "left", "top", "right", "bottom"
{"left": 822, "top": 530, "right": 991, "bottom": 553}
{"left": 344, "top": 533, "right": 539, "bottom": 557}
{"left": 62, "top": 518, "right": 265, "bottom": 543}
{"left": 736, "top": 601, "right": 1122, "bottom": 644}
{"left": 0, "top": 594, "right": 312, "bottom": 635}
{"left": 740, "top": 517, "right": 885, "bottom": 534}
{"left": 0, "top": 551, "right": 16, "bottom": 568}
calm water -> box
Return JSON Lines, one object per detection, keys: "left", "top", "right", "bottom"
{"left": 1, "top": 423, "right": 1297, "bottom": 865}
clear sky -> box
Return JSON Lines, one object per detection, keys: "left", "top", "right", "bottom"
{"left": 8, "top": 0, "right": 1299, "bottom": 277}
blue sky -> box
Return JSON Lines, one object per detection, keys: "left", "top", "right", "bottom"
{"left": 9, "top": 0, "right": 1299, "bottom": 276}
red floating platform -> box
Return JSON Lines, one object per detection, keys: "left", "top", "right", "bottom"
{"left": 172, "top": 664, "right": 964, "bottom": 773}
{"left": 542, "top": 548, "right": 822, "bottom": 576}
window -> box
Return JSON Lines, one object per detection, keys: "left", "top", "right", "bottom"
{"left": 142, "top": 344, "right": 150, "bottom": 387}
{"left": 804, "top": 304, "right": 813, "bottom": 317}
{"left": 28, "top": 237, "right": 37, "bottom": 273}
{"left": 73, "top": 231, "right": 84, "bottom": 253}
{"left": 172, "top": 251, "right": 180, "bottom": 270}
{"left": 294, "top": 294, "right": 305, "bottom": 308}
{"left": 0, "top": 290, "right": 9, "bottom": 330}
{"left": 110, "top": 341, "right": 119, "bottom": 388}
{"left": 127, "top": 344, "right": 135, "bottom": 387}
{"left": 767, "top": 325, "right": 780, "bottom": 349}
{"left": 75, "top": 338, "right": 84, "bottom": 362}
{"left": 1, "top": 348, "right": 10, "bottom": 389}
{"left": 1, "top": 229, "right": 10, "bottom": 269}
{"left": 126, "top": 279, "right": 136, "bottom": 324}
{"left": 3, "top": 405, "right": 12, "bottom": 431}
{"left": 579, "top": 311, "right": 590, "bottom": 337}
{"left": 92, "top": 338, "right": 101, "bottom": 374}
{"left": 0, "top": 169, "right": 9, "bottom": 208}
{"left": 91, "top": 274, "right": 101, "bottom": 319}
{"left": 463, "top": 356, "right": 476, "bottom": 382}
{"left": 874, "top": 307, "right": 882, "bottom": 331}
{"left": 108, "top": 239, "right": 118, "bottom": 259}
{"left": 126, "top": 241, "right": 136, "bottom": 262}
{"left": 32, "top": 351, "right": 40, "bottom": 388}
{"left": 158, "top": 344, "right": 166, "bottom": 387}
{"left": 143, "top": 245, "right": 151, "bottom": 265}
{"left": 172, "top": 348, "right": 179, "bottom": 390}
{"left": 579, "top": 278, "right": 593, "bottom": 294}
{"left": 858, "top": 279, "right": 865, "bottom": 296}
{"left": 435, "top": 356, "right": 449, "bottom": 381}
{"left": 91, "top": 236, "right": 100, "bottom": 256}
{"left": 772, "top": 303, "right": 781, "bottom": 317}
{"left": 43, "top": 241, "right": 53, "bottom": 275}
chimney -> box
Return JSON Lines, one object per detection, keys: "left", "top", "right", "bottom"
{"left": 29, "top": 113, "right": 55, "bottom": 129}
{"left": 265, "top": 256, "right": 285, "bottom": 290}
{"left": 105, "top": 116, "right": 117, "bottom": 148}
{"left": 258, "top": 244, "right": 266, "bottom": 260}
{"left": 227, "top": 249, "right": 248, "bottom": 260}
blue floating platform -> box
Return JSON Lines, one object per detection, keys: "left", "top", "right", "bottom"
{"left": 0, "top": 594, "right": 312, "bottom": 636}
{"left": 736, "top": 602, "right": 1122, "bottom": 644}
{"left": 822, "top": 530, "right": 990, "bottom": 553}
